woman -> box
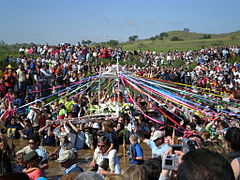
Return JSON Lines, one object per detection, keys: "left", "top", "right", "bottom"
{"left": 20, "top": 119, "right": 34, "bottom": 139}
{"left": 102, "top": 121, "right": 118, "bottom": 153}
{"left": 23, "top": 151, "right": 44, "bottom": 180}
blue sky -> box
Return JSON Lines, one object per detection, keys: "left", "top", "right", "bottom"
{"left": 0, "top": 0, "right": 240, "bottom": 44}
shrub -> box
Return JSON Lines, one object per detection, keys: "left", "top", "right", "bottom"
{"left": 170, "top": 36, "right": 184, "bottom": 41}
{"left": 199, "top": 34, "right": 211, "bottom": 39}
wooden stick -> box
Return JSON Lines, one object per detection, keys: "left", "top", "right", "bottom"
{"left": 123, "top": 131, "right": 127, "bottom": 166}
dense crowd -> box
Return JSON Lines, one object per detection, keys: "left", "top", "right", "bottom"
{"left": 0, "top": 43, "right": 239, "bottom": 180}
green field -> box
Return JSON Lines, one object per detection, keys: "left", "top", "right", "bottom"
{"left": 122, "top": 30, "right": 240, "bottom": 52}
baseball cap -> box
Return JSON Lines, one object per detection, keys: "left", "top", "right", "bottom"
{"left": 23, "top": 151, "right": 39, "bottom": 162}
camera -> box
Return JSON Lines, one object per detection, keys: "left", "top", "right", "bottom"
{"left": 162, "top": 154, "right": 179, "bottom": 171}
{"left": 171, "top": 138, "right": 196, "bottom": 154}
{"left": 182, "top": 139, "right": 196, "bottom": 153}
{"left": 171, "top": 144, "right": 183, "bottom": 152}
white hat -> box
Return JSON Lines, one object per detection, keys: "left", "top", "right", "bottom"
{"left": 56, "top": 150, "right": 76, "bottom": 163}
{"left": 150, "top": 130, "right": 165, "bottom": 141}
{"left": 92, "top": 122, "right": 100, "bottom": 129}
{"left": 59, "top": 132, "right": 68, "bottom": 138}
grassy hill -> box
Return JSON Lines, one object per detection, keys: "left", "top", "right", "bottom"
{"left": 0, "top": 30, "right": 240, "bottom": 66}
{"left": 122, "top": 30, "right": 240, "bottom": 52}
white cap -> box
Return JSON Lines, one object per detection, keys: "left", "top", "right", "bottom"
{"left": 150, "top": 130, "right": 165, "bottom": 141}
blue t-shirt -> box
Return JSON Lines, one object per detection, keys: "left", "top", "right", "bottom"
{"left": 130, "top": 143, "right": 144, "bottom": 165}
{"left": 147, "top": 140, "right": 170, "bottom": 158}
{"left": 23, "top": 127, "right": 34, "bottom": 139}
{"left": 64, "top": 164, "right": 83, "bottom": 175}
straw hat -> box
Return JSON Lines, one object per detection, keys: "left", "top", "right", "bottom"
{"left": 6, "top": 64, "right": 13, "bottom": 69}
{"left": 56, "top": 150, "right": 76, "bottom": 163}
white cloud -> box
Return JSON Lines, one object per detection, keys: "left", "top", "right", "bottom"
{"left": 167, "top": 21, "right": 183, "bottom": 26}
{"left": 144, "top": 20, "right": 156, "bottom": 25}
{"left": 126, "top": 20, "right": 137, "bottom": 26}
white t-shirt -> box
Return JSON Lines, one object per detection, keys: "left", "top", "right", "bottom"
{"left": 94, "top": 148, "right": 121, "bottom": 174}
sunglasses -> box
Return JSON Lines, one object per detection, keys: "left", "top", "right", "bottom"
{"left": 154, "top": 138, "right": 162, "bottom": 143}
{"left": 29, "top": 142, "right": 35, "bottom": 145}
{"left": 97, "top": 145, "right": 106, "bottom": 148}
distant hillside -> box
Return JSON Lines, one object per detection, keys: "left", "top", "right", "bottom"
{"left": 122, "top": 30, "right": 240, "bottom": 52}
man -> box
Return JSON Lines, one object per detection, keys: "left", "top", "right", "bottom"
{"left": 27, "top": 102, "right": 41, "bottom": 130}
{"left": 16, "top": 136, "right": 48, "bottom": 171}
{"left": 57, "top": 150, "right": 83, "bottom": 175}
{"left": 50, "top": 133, "right": 76, "bottom": 158}
{"left": 143, "top": 130, "right": 170, "bottom": 158}
{"left": 89, "top": 136, "right": 121, "bottom": 175}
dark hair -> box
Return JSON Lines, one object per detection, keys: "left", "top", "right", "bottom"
{"left": 186, "top": 122, "right": 196, "bottom": 130}
{"left": 225, "top": 127, "right": 240, "bottom": 151}
{"left": 217, "top": 120, "right": 229, "bottom": 129}
{"left": 143, "top": 158, "right": 162, "bottom": 180}
{"left": 177, "top": 148, "right": 234, "bottom": 180}
{"left": 98, "top": 136, "right": 110, "bottom": 147}
{"left": 0, "top": 172, "right": 30, "bottom": 180}
{"left": 30, "top": 135, "right": 41, "bottom": 143}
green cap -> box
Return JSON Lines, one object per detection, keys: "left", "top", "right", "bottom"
{"left": 23, "top": 151, "right": 39, "bottom": 162}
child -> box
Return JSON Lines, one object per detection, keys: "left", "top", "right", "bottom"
{"left": 129, "top": 135, "right": 144, "bottom": 165}
{"left": 13, "top": 153, "right": 26, "bottom": 172}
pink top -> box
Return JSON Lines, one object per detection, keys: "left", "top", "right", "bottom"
{"left": 27, "top": 169, "right": 44, "bottom": 180}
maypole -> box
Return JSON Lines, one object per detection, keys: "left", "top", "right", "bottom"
{"left": 116, "top": 54, "right": 126, "bottom": 165}
{"left": 98, "top": 66, "right": 102, "bottom": 105}
{"left": 116, "top": 54, "right": 120, "bottom": 117}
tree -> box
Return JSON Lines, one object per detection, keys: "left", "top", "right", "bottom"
{"left": 106, "top": 40, "right": 119, "bottom": 47}
{"left": 159, "top": 32, "right": 169, "bottom": 38}
{"left": 149, "top": 35, "right": 159, "bottom": 41}
{"left": 183, "top": 28, "right": 190, "bottom": 32}
{"left": 0, "top": 40, "right": 6, "bottom": 46}
{"left": 81, "top": 40, "right": 92, "bottom": 46}
{"left": 128, "top": 35, "right": 138, "bottom": 42}
{"left": 199, "top": 34, "right": 211, "bottom": 39}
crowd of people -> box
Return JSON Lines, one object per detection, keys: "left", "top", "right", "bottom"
{"left": 0, "top": 43, "right": 239, "bottom": 180}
